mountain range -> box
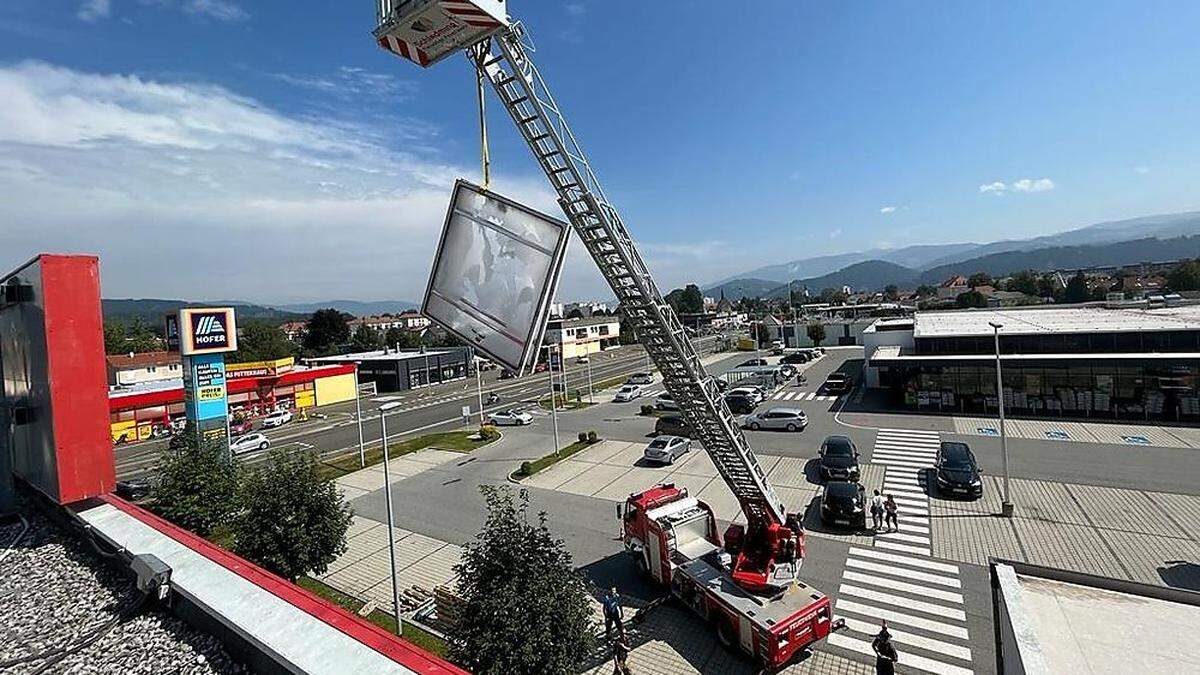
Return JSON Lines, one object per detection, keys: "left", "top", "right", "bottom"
{"left": 706, "top": 210, "right": 1200, "bottom": 298}
{"left": 103, "top": 298, "right": 419, "bottom": 325}
{"left": 274, "top": 300, "right": 418, "bottom": 315}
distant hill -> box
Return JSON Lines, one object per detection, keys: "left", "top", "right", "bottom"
{"left": 702, "top": 278, "right": 780, "bottom": 300}
{"left": 769, "top": 261, "right": 919, "bottom": 297}
{"left": 707, "top": 243, "right": 978, "bottom": 288}
{"left": 102, "top": 299, "right": 304, "bottom": 326}
{"left": 275, "top": 300, "right": 418, "bottom": 316}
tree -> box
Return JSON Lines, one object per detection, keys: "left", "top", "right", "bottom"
{"left": 818, "top": 287, "right": 847, "bottom": 305}
{"left": 883, "top": 284, "right": 900, "bottom": 301}
{"left": 914, "top": 284, "right": 937, "bottom": 299}
{"left": 231, "top": 449, "right": 352, "bottom": 581}
{"left": 967, "top": 272, "right": 993, "bottom": 288}
{"left": 1062, "top": 271, "right": 1090, "bottom": 304}
{"left": 1166, "top": 259, "right": 1200, "bottom": 292}
{"left": 955, "top": 290, "right": 988, "bottom": 308}
{"left": 1006, "top": 270, "right": 1039, "bottom": 296}
{"left": 103, "top": 317, "right": 162, "bottom": 355}
{"left": 150, "top": 424, "right": 239, "bottom": 537}
{"left": 303, "top": 309, "right": 350, "bottom": 355}
{"left": 565, "top": 308, "right": 584, "bottom": 319}
{"left": 351, "top": 323, "right": 384, "bottom": 352}
{"left": 1037, "top": 274, "right": 1061, "bottom": 300}
{"left": 450, "top": 486, "right": 595, "bottom": 674}
{"left": 665, "top": 284, "right": 704, "bottom": 314}
{"left": 806, "top": 322, "right": 826, "bottom": 347}
{"left": 229, "top": 321, "right": 294, "bottom": 363}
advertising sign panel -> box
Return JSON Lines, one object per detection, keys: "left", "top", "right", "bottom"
{"left": 164, "top": 313, "right": 180, "bottom": 352}
{"left": 178, "top": 307, "right": 238, "bottom": 356}
{"left": 423, "top": 180, "right": 569, "bottom": 375}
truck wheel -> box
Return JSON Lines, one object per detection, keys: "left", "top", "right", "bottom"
{"left": 715, "top": 619, "right": 737, "bottom": 650}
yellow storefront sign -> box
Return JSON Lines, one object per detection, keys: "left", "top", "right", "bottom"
{"left": 198, "top": 385, "right": 226, "bottom": 402}
{"left": 225, "top": 357, "right": 295, "bottom": 379}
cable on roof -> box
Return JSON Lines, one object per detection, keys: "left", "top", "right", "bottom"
{"left": 0, "top": 591, "right": 150, "bottom": 672}
{"left": 0, "top": 514, "right": 29, "bottom": 565}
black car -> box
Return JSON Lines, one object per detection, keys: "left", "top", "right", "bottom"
{"left": 818, "top": 435, "right": 860, "bottom": 481}
{"left": 823, "top": 372, "right": 852, "bottom": 394}
{"left": 739, "top": 358, "right": 769, "bottom": 367}
{"left": 934, "top": 442, "right": 982, "bottom": 498}
{"left": 724, "top": 393, "right": 756, "bottom": 415}
{"left": 821, "top": 481, "right": 867, "bottom": 529}
{"left": 655, "top": 415, "right": 691, "bottom": 437}
{"left": 781, "top": 352, "right": 810, "bottom": 365}
{"left": 115, "top": 477, "right": 153, "bottom": 502}
{"left": 714, "top": 378, "right": 730, "bottom": 392}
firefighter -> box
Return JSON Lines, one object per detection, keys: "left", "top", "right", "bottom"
{"left": 872, "top": 621, "right": 898, "bottom": 674}
{"left": 611, "top": 626, "right": 632, "bottom": 674}
{"left": 602, "top": 586, "right": 624, "bottom": 641}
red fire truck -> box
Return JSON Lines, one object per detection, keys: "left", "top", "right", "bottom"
{"left": 622, "top": 484, "right": 833, "bottom": 668}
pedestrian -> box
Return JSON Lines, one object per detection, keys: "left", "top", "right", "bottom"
{"left": 611, "top": 627, "right": 632, "bottom": 675}
{"left": 870, "top": 489, "right": 884, "bottom": 531}
{"left": 602, "top": 586, "right": 624, "bottom": 642}
{"left": 872, "top": 621, "right": 898, "bottom": 675}
{"left": 884, "top": 494, "right": 899, "bottom": 533}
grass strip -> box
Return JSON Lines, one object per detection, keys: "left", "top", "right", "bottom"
{"left": 297, "top": 576, "right": 449, "bottom": 658}
{"left": 319, "top": 430, "right": 496, "bottom": 480}
{"left": 514, "top": 438, "right": 598, "bottom": 478}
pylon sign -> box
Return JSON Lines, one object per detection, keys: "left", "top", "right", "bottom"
{"left": 177, "top": 307, "right": 238, "bottom": 446}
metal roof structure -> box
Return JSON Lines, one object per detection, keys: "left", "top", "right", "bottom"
{"left": 914, "top": 305, "right": 1200, "bottom": 339}
{"left": 307, "top": 348, "right": 459, "bottom": 363}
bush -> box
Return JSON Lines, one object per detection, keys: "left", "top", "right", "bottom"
{"left": 479, "top": 424, "right": 500, "bottom": 442}
{"left": 640, "top": 404, "right": 654, "bottom": 416}
{"left": 577, "top": 431, "right": 588, "bottom": 443}
{"left": 587, "top": 430, "right": 598, "bottom": 444}
{"left": 150, "top": 424, "right": 239, "bottom": 537}
{"left": 231, "top": 448, "right": 352, "bottom": 581}
{"left": 519, "top": 461, "right": 533, "bottom": 476}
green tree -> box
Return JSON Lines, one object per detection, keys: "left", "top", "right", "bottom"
{"left": 103, "top": 317, "right": 162, "bottom": 355}
{"left": 665, "top": 284, "right": 705, "bottom": 314}
{"left": 565, "top": 308, "right": 585, "bottom": 319}
{"left": 302, "top": 309, "right": 351, "bottom": 355}
{"left": 1006, "top": 270, "right": 1039, "bottom": 296}
{"left": 150, "top": 424, "right": 239, "bottom": 537}
{"left": 967, "top": 272, "right": 993, "bottom": 288}
{"left": 229, "top": 321, "right": 294, "bottom": 363}
{"left": 955, "top": 290, "right": 988, "bottom": 308}
{"left": 1062, "top": 271, "right": 1090, "bottom": 304}
{"left": 913, "top": 284, "right": 936, "bottom": 298}
{"left": 806, "top": 322, "right": 826, "bottom": 346}
{"left": 450, "top": 486, "right": 595, "bottom": 674}
{"left": 1166, "top": 259, "right": 1200, "bottom": 292}
{"left": 883, "top": 284, "right": 900, "bottom": 301}
{"left": 818, "top": 287, "right": 847, "bottom": 305}
{"left": 351, "top": 323, "right": 384, "bottom": 352}
{"left": 231, "top": 449, "right": 352, "bottom": 581}
{"left": 1037, "top": 274, "right": 1061, "bottom": 300}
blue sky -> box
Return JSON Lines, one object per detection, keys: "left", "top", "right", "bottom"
{"left": 1, "top": 1, "right": 1198, "bottom": 302}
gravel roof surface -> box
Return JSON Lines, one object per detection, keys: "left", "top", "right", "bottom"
{"left": 0, "top": 502, "right": 248, "bottom": 675}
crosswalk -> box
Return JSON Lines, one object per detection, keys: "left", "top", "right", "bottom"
{"left": 828, "top": 428, "right": 976, "bottom": 675}
{"left": 769, "top": 390, "right": 841, "bottom": 402}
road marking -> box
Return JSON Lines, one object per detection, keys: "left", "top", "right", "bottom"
{"left": 880, "top": 465, "right": 921, "bottom": 475}
{"left": 873, "top": 540, "right": 932, "bottom": 557}
{"left": 873, "top": 441, "right": 939, "bottom": 453}
{"left": 841, "top": 571, "right": 963, "bottom": 604}
{"left": 834, "top": 600, "right": 969, "bottom": 639}
{"left": 881, "top": 483, "right": 926, "bottom": 495}
{"left": 837, "top": 616, "right": 973, "bottom": 662}
{"left": 873, "top": 458, "right": 933, "bottom": 470}
{"left": 845, "top": 558, "right": 960, "bottom": 587}
{"left": 848, "top": 547, "right": 960, "bottom": 574}
{"left": 876, "top": 531, "right": 932, "bottom": 546}
{"left": 898, "top": 515, "right": 930, "bottom": 525}
{"left": 838, "top": 584, "right": 966, "bottom": 621}
{"left": 827, "top": 633, "right": 973, "bottom": 675}
{"left": 885, "top": 495, "right": 929, "bottom": 509}
{"left": 872, "top": 451, "right": 935, "bottom": 464}
{"left": 893, "top": 521, "right": 931, "bottom": 535}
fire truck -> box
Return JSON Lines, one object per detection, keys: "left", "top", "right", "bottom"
{"left": 371, "top": 0, "right": 835, "bottom": 666}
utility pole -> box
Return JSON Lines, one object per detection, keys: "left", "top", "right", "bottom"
{"left": 353, "top": 367, "right": 366, "bottom": 468}
{"left": 474, "top": 357, "right": 485, "bottom": 427}
{"left": 990, "top": 322, "right": 1014, "bottom": 518}
{"left": 547, "top": 346, "right": 561, "bottom": 456}
{"left": 586, "top": 355, "right": 594, "bottom": 404}
{"left": 378, "top": 401, "right": 404, "bottom": 635}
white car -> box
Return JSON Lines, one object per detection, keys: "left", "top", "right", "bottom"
{"left": 642, "top": 435, "right": 691, "bottom": 465}
{"left": 260, "top": 409, "right": 293, "bottom": 428}
{"left": 743, "top": 407, "right": 808, "bottom": 432}
{"left": 230, "top": 433, "right": 270, "bottom": 455}
{"left": 654, "top": 392, "right": 679, "bottom": 411}
{"left": 626, "top": 372, "right": 654, "bottom": 385}
{"left": 488, "top": 409, "right": 533, "bottom": 426}
{"left": 728, "top": 386, "right": 766, "bottom": 404}
{"left": 614, "top": 385, "right": 645, "bottom": 402}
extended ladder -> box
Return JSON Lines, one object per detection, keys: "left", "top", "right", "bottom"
{"left": 471, "top": 25, "right": 785, "bottom": 529}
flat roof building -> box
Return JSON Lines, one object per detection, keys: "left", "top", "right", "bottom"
{"left": 308, "top": 347, "right": 473, "bottom": 393}
{"left": 864, "top": 304, "right": 1200, "bottom": 422}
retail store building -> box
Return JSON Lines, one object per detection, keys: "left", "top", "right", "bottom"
{"left": 543, "top": 316, "right": 621, "bottom": 359}
{"left": 308, "top": 347, "right": 473, "bottom": 393}
{"left": 864, "top": 305, "right": 1200, "bottom": 422}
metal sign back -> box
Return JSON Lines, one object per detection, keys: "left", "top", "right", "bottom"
{"left": 422, "top": 179, "right": 569, "bottom": 375}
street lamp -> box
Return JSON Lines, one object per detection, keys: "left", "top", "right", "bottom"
{"left": 474, "top": 357, "right": 485, "bottom": 427}
{"left": 353, "top": 367, "right": 366, "bottom": 468}
{"left": 378, "top": 400, "right": 404, "bottom": 635}
{"left": 989, "top": 322, "right": 1014, "bottom": 518}
{"left": 547, "top": 346, "right": 561, "bottom": 456}
{"left": 585, "top": 353, "right": 594, "bottom": 404}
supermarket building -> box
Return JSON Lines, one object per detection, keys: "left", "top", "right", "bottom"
{"left": 109, "top": 357, "right": 357, "bottom": 443}
{"left": 863, "top": 305, "right": 1200, "bottom": 423}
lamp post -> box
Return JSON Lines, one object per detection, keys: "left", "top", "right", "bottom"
{"left": 989, "top": 322, "right": 1014, "bottom": 518}
{"left": 474, "top": 357, "right": 485, "bottom": 427}
{"left": 378, "top": 401, "right": 404, "bottom": 635}
{"left": 547, "top": 346, "right": 561, "bottom": 456}
{"left": 353, "top": 367, "right": 366, "bottom": 468}
{"left": 586, "top": 354, "right": 594, "bottom": 404}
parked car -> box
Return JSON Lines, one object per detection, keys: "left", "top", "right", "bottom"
{"left": 739, "top": 358, "right": 769, "bottom": 368}
{"left": 781, "top": 352, "right": 810, "bottom": 365}
{"left": 260, "top": 409, "right": 293, "bottom": 428}
{"left": 819, "top": 435, "right": 860, "bottom": 481}
{"left": 820, "top": 481, "right": 867, "bottom": 529}
{"left": 823, "top": 372, "right": 852, "bottom": 394}
{"left": 576, "top": 355, "right": 590, "bottom": 364}
{"left": 499, "top": 368, "right": 516, "bottom": 379}
{"left": 114, "top": 477, "right": 153, "bottom": 502}
{"left": 488, "top": 409, "right": 534, "bottom": 426}
{"left": 614, "top": 384, "right": 646, "bottom": 402}
{"left": 655, "top": 415, "right": 691, "bottom": 437}
{"left": 743, "top": 407, "right": 807, "bottom": 432}
{"left": 654, "top": 392, "right": 679, "bottom": 411}
{"left": 230, "top": 419, "right": 254, "bottom": 435}
{"left": 934, "top": 442, "right": 983, "bottom": 498}
{"left": 728, "top": 386, "right": 766, "bottom": 404}
{"left": 626, "top": 372, "right": 654, "bottom": 385}
{"left": 724, "top": 393, "right": 756, "bottom": 415}
{"left": 231, "top": 433, "right": 270, "bottom": 455}
{"left": 642, "top": 435, "right": 691, "bottom": 465}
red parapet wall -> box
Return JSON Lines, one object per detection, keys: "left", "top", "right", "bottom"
{"left": 2, "top": 254, "right": 114, "bottom": 503}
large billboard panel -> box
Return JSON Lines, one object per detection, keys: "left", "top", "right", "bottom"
{"left": 423, "top": 179, "right": 569, "bottom": 374}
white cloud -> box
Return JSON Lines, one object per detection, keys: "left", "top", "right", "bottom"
{"left": 184, "top": 0, "right": 248, "bottom": 21}
{"left": 267, "top": 67, "right": 417, "bottom": 101}
{"left": 979, "top": 181, "right": 1007, "bottom": 194}
{"left": 1133, "top": 165, "right": 1150, "bottom": 175}
{"left": 78, "top": 0, "right": 112, "bottom": 22}
{"left": 828, "top": 228, "right": 843, "bottom": 239}
{"left": 565, "top": 2, "right": 587, "bottom": 16}
{"left": 879, "top": 206, "right": 897, "bottom": 214}
{"left": 0, "top": 61, "right": 575, "bottom": 303}
{"left": 1012, "top": 177, "right": 1055, "bottom": 193}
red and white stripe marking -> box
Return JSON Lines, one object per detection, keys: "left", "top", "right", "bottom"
{"left": 439, "top": 1, "right": 502, "bottom": 28}
{"left": 377, "top": 35, "right": 431, "bottom": 66}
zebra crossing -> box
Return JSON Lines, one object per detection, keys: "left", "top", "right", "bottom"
{"left": 828, "top": 428, "right": 977, "bottom": 675}
{"left": 769, "top": 390, "right": 841, "bottom": 402}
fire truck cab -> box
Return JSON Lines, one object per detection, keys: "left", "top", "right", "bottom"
{"left": 622, "top": 484, "right": 834, "bottom": 668}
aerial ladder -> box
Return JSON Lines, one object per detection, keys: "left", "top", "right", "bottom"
{"left": 373, "top": 1, "right": 806, "bottom": 595}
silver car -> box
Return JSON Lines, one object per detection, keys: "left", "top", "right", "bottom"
{"left": 743, "top": 407, "right": 808, "bottom": 432}
{"left": 230, "top": 433, "right": 270, "bottom": 455}
{"left": 643, "top": 435, "right": 691, "bottom": 465}
{"left": 614, "top": 384, "right": 645, "bottom": 402}
{"left": 626, "top": 372, "right": 654, "bottom": 385}
{"left": 487, "top": 409, "right": 533, "bottom": 426}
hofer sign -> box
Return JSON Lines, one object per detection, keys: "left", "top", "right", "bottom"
{"left": 178, "top": 307, "right": 238, "bottom": 356}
